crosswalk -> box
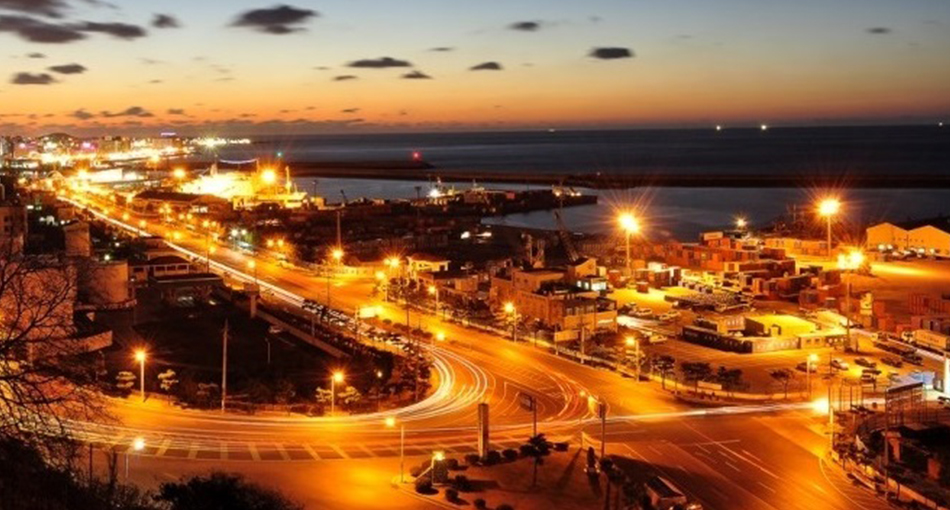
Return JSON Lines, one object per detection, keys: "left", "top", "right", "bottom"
{"left": 91, "top": 433, "right": 571, "bottom": 463}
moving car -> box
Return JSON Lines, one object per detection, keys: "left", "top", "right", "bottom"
{"left": 854, "top": 358, "right": 876, "bottom": 369}
{"left": 658, "top": 311, "right": 681, "bottom": 322}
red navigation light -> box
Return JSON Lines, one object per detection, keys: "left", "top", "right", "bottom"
{"left": 411, "top": 151, "right": 422, "bottom": 161}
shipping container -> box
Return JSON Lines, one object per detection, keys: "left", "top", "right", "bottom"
{"left": 914, "top": 329, "right": 950, "bottom": 353}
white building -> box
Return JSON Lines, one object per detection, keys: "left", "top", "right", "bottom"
{"left": 866, "top": 218, "right": 950, "bottom": 256}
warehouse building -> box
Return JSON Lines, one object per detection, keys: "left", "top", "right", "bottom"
{"left": 866, "top": 217, "right": 950, "bottom": 257}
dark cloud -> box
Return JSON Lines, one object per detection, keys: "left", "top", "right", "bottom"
{"left": 0, "top": 15, "right": 147, "bottom": 43}
{"left": 10, "top": 72, "right": 55, "bottom": 84}
{"left": 866, "top": 27, "right": 892, "bottom": 34}
{"left": 313, "top": 66, "right": 330, "bottom": 70}
{"left": 140, "top": 58, "right": 164, "bottom": 65}
{"left": 347, "top": 56, "right": 412, "bottom": 69}
{"left": 402, "top": 70, "right": 432, "bottom": 79}
{"left": 332, "top": 75, "right": 357, "bottom": 81}
{"left": 470, "top": 61, "right": 502, "bottom": 71}
{"left": 0, "top": 0, "right": 68, "bottom": 18}
{"left": 429, "top": 47, "right": 454, "bottom": 52}
{"left": 341, "top": 108, "right": 360, "bottom": 114}
{"left": 152, "top": 14, "right": 180, "bottom": 29}
{"left": 0, "top": 15, "right": 85, "bottom": 43}
{"left": 167, "top": 108, "right": 185, "bottom": 115}
{"left": 231, "top": 4, "right": 317, "bottom": 34}
{"left": 509, "top": 21, "right": 541, "bottom": 32}
{"left": 100, "top": 106, "right": 153, "bottom": 118}
{"left": 48, "top": 62, "right": 86, "bottom": 74}
{"left": 78, "top": 21, "right": 146, "bottom": 39}
{"left": 148, "top": 79, "right": 162, "bottom": 84}
{"left": 27, "top": 52, "right": 46, "bottom": 58}
{"left": 70, "top": 108, "right": 94, "bottom": 120}
{"left": 589, "top": 47, "right": 633, "bottom": 60}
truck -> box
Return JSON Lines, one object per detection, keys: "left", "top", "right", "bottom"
{"left": 913, "top": 329, "right": 950, "bottom": 353}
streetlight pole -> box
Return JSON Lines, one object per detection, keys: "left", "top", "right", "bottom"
{"left": 386, "top": 417, "right": 406, "bottom": 483}
{"left": 618, "top": 213, "right": 640, "bottom": 275}
{"left": 134, "top": 350, "right": 146, "bottom": 402}
{"left": 819, "top": 198, "right": 840, "bottom": 260}
{"left": 806, "top": 353, "right": 818, "bottom": 397}
{"left": 330, "top": 371, "right": 344, "bottom": 415}
{"left": 126, "top": 437, "right": 145, "bottom": 480}
{"left": 221, "top": 320, "right": 228, "bottom": 412}
{"left": 505, "top": 302, "right": 518, "bottom": 342}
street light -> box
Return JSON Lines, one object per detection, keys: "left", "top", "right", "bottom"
{"left": 327, "top": 248, "right": 344, "bottom": 311}
{"left": 736, "top": 217, "right": 748, "bottom": 230}
{"left": 625, "top": 336, "right": 641, "bottom": 381}
{"left": 838, "top": 249, "right": 865, "bottom": 352}
{"left": 504, "top": 302, "right": 518, "bottom": 342}
{"left": 435, "top": 331, "right": 446, "bottom": 343}
{"left": 385, "top": 417, "right": 406, "bottom": 483}
{"left": 247, "top": 260, "right": 257, "bottom": 285}
{"left": 330, "top": 371, "right": 345, "bottom": 415}
{"left": 427, "top": 285, "right": 441, "bottom": 318}
{"left": 126, "top": 437, "right": 145, "bottom": 479}
{"left": 261, "top": 168, "right": 277, "bottom": 185}
{"left": 806, "top": 352, "right": 819, "bottom": 396}
{"left": 618, "top": 213, "right": 640, "bottom": 274}
{"left": 134, "top": 350, "right": 146, "bottom": 401}
{"left": 172, "top": 168, "right": 186, "bottom": 180}
{"left": 818, "top": 198, "right": 841, "bottom": 259}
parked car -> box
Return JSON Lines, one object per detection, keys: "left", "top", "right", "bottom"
{"left": 831, "top": 358, "right": 849, "bottom": 371}
{"left": 796, "top": 361, "right": 818, "bottom": 372}
{"left": 854, "top": 358, "right": 876, "bottom": 369}
{"left": 902, "top": 353, "right": 924, "bottom": 366}
{"left": 658, "top": 311, "right": 681, "bottom": 322}
{"left": 937, "top": 396, "right": 950, "bottom": 407}
{"left": 634, "top": 308, "right": 656, "bottom": 319}
{"left": 881, "top": 356, "right": 903, "bottom": 368}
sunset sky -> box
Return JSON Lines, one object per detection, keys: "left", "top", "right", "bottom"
{"left": 1, "top": 0, "right": 949, "bottom": 135}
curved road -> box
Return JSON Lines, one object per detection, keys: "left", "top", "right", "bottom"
{"left": 61, "top": 194, "right": 892, "bottom": 510}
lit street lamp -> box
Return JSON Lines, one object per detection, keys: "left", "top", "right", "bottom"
{"left": 385, "top": 416, "right": 406, "bottom": 483}
{"left": 134, "top": 349, "right": 146, "bottom": 401}
{"left": 126, "top": 437, "right": 145, "bottom": 479}
{"left": 504, "top": 302, "right": 518, "bottom": 342}
{"left": 838, "top": 249, "right": 865, "bottom": 352}
{"left": 806, "top": 352, "right": 819, "bottom": 396}
{"left": 247, "top": 260, "right": 258, "bottom": 285}
{"left": 427, "top": 285, "right": 440, "bottom": 318}
{"left": 736, "top": 217, "right": 748, "bottom": 230}
{"left": 618, "top": 213, "right": 640, "bottom": 274}
{"left": 330, "top": 371, "right": 345, "bottom": 415}
{"left": 819, "top": 198, "right": 841, "bottom": 259}
{"left": 625, "top": 336, "right": 640, "bottom": 381}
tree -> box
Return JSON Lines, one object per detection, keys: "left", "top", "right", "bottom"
{"left": 526, "top": 433, "right": 550, "bottom": 487}
{"left": 716, "top": 366, "right": 744, "bottom": 394}
{"left": 157, "top": 370, "right": 179, "bottom": 393}
{"left": 0, "top": 251, "right": 104, "bottom": 454}
{"left": 155, "top": 472, "right": 302, "bottom": 510}
{"left": 338, "top": 385, "right": 362, "bottom": 409}
{"left": 770, "top": 369, "right": 794, "bottom": 399}
{"left": 272, "top": 379, "right": 296, "bottom": 405}
{"left": 680, "top": 362, "right": 713, "bottom": 391}
{"left": 653, "top": 355, "right": 675, "bottom": 390}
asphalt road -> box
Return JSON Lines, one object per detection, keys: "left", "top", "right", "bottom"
{"left": 62, "top": 194, "right": 896, "bottom": 509}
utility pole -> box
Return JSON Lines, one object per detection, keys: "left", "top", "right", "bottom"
{"left": 336, "top": 210, "right": 342, "bottom": 248}
{"left": 221, "top": 320, "right": 228, "bottom": 412}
